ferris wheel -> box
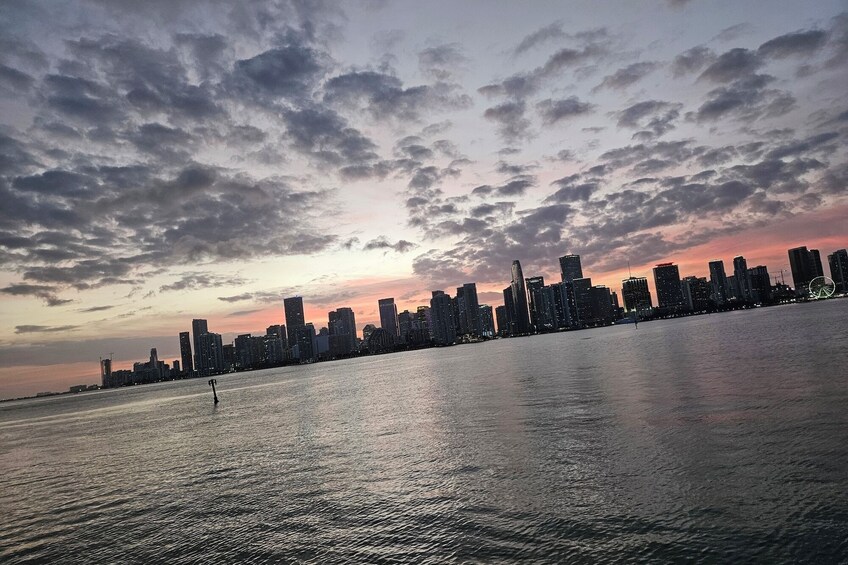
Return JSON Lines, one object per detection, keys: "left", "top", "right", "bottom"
{"left": 808, "top": 276, "right": 836, "bottom": 299}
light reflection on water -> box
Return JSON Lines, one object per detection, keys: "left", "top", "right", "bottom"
{"left": 1, "top": 300, "right": 847, "bottom": 563}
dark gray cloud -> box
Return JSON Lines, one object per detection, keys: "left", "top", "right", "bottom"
{"left": 362, "top": 237, "right": 417, "bottom": 253}
{"left": 513, "top": 22, "right": 567, "bottom": 56}
{"left": 616, "top": 100, "right": 682, "bottom": 138}
{"left": 672, "top": 46, "right": 715, "bottom": 77}
{"left": 698, "top": 48, "right": 763, "bottom": 83}
{"left": 15, "top": 325, "right": 79, "bottom": 334}
{"left": 693, "top": 74, "right": 795, "bottom": 122}
{"left": 324, "top": 69, "right": 471, "bottom": 122}
{"left": 536, "top": 96, "right": 593, "bottom": 124}
{"left": 418, "top": 43, "right": 466, "bottom": 80}
{"left": 484, "top": 100, "right": 532, "bottom": 142}
{"left": 593, "top": 61, "right": 659, "bottom": 91}
{"left": 158, "top": 272, "right": 248, "bottom": 293}
{"left": 78, "top": 305, "right": 114, "bottom": 312}
{"left": 0, "top": 283, "right": 72, "bottom": 307}
{"left": 758, "top": 29, "right": 828, "bottom": 59}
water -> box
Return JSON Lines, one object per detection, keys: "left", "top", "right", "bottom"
{"left": 1, "top": 301, "right": 847, "bottom": 563}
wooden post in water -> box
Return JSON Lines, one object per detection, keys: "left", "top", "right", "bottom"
{"left": 208, "top": 378, "right": 219, "bottom": 404}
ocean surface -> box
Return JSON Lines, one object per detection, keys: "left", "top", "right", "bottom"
{"left": 1, "top": 300, "right": 847, "bottom": 563}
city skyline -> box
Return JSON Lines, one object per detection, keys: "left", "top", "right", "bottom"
{"left": 1, "top": 1, "right": 847, "bottom": 397}
{"left": 16, "top": 241, "right": 848, "bottom": 399}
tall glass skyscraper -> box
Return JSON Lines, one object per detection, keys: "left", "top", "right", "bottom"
{"left": 653, "top": 263, "right": 685, "bottom": 312}
{"left": 559, "top": 254, "right": 583, "bottom": 283}
{"left": 378, "top": 298, "right": 399, "bottom": 338}
{"left": 510, "top": 260, "right": 532, "bottom": 335}
{"left": 283, "top": 296, "right": 305, "bottom": 345}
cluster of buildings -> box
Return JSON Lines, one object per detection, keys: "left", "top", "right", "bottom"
{"left": 100, "top": 245, "right": 847, "bottom": 388}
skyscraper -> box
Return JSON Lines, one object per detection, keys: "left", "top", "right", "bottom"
{"left": 495, "top": 305, "right": 509, "bottom": 337}
{"left": 681, "top": 276, "right": 711, "bottom": 311}
{"left": 478, "top": 305, "right": 495, "bottom": 338}
{"left": 191, "top": 318, "right": 208, "bottom": 375}
{"left": 653, "top": 263, "right": 685, "bottom": 312}
{"left": 621, "top": 276, "right": 653, "bottom": 316}
{"left": 788, "top": 246, "right": 821, "bottom": 296}
{"left": 747, "top": 265, "right": 772, "bottom": 303}
{"left": 284, "top": 296, "right": 306, "bottom": 346}
{"left": 328, "top": 307, "right": 357, "bottom": 355}
{"left": 733, "top": 255, "right": 752, "bottom": 303}
{"left": 559, "top": 254, "right": 583, "bottom": 283}
{"left": 572, "top": 277, "right": 593, "bottom": 324}
{"left": 502, "top": 287, "right": 515, "bottom": 336}
{"left": 378, "top": 298, "right": 399, "bottom": 338}
{"left": 455, "top": 283, "right": 482, "bottom": 337}
{"left": 179, "top": 331, "right": 193, "bottom": 375}
{"left": 510, "top": 260, "right": 532, "bottom": 335}
{"left": 828, "top": 249, "right": 848, "bottom": 293}
{"left": 708, "top": 260, "right": 729, "bottom": 305}
{"left": 549, "top": 281, "right": 573, "bottom": 329}
{"left": 429, "top": 290, "right": 456, "bottom": 345}
{"left": 196, "top": 331, "right": 224, "bottom": 375}
{"left": 810, "top": 249, "right": 824, "bottom": 278}
{"left": 524, "top": 275, "right": 545, "bottom": 332}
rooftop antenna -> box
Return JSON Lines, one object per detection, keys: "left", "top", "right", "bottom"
{"left": 627, "top": 259, "right": 632, "bottom": 278}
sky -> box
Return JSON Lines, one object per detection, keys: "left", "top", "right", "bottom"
{"left": 0, "top": 0, "right": 846, "bottom": 398}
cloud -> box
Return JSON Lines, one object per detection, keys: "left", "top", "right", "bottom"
{"left": 513, "top": 22, "right": 567, "bottom": 56}
{"left": 15, "top": 325, "right": 79, "bottom": 334}
{"left": 536, "top": 96, "right": 593, "bottom": 124}
{"left": 158, "top": 272, "right": 248, "bottom": 293}
{"left": 758, "top": 29, "right": 828, "bottom": 59}
{"left": 78, "top": 305, "right": 114, "bottom": 313}
{"left": 692, "top": 74, "right": 796, "bottom": 122}
{"left": 362, "top": 237, "right": 418, "bottom": 253}
{"left": 616, "top": 100, "right": 682, "bottom": 138}
{"left": 593, "top": 61, "right": 658, "bottom": 91}
{"left": 0, "top": 283, "right": 72, "bottom": 307}
{"left": 484, "top": 100, "right": 532, "bottom": 142}
{"left": 418, "top": 43, "right": 466, "bottom": 80}
{"left": 698, "top": 48, "right": 763, "bottom": 83}
{"left": 672, "top": 46, "right": 715, "bottom": 77}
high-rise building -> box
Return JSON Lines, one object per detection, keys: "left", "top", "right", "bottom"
{"left": 708, "top": 260, "right": 729, "bottom": 306}
{"left": 378, "top": 298, "right": 399, "bottom": 338}
{"left": 100, "top": 358, "right": 112, "bottom": 387}
{"left": 397, "top": 310, "right": 415, "bottom": 343}
{"left": 502, "top": 286, "right": 515, "bottom": 336}
{"left": 589, "top": 285, "right": 614, "bottom": 324}
{"left": 197, "top": 331, "right": 224, "bottom": 375}
{"left": 455, "top": 283, "right": 482, "bottom": 337}
{"left": 283, "top": 296, "right": 306, "bottom": 346}
{"left": 733, "top": 255, "right": 752, "bottom": 303}
{"left": 510, "top": 260, "right": 532, "bottom": 335}
{"left": 524, "top": 276, "right": 545, "bottom": 332}
{"left": 653, "top": 263, "right": 685, "bottom": 312}
{"left": 828, "top": 249, "right": 848, "bottom": 293}
{"left": 549, "top": 282, "right": 573, "bottom": 329}
{"left": 559, "top": 254, "right": 583, "bottom": 283}
{"left": 328, "top": 307, "right": 357, "bottom": 355}
{"left": 788, "top": 246, "right": 822, "bottom": 296}
{"left": 495, "top": 305, "right": 509, "bottom": 336}
{"left": 179, "top": 331, "right": 193, "bottom": 375}
{"left": 681, "top": 276, "right": 711, "bottom": 311}
{"left": 811, "top": 249, "right": 824, "bottom": 278}
{"left": 478, "top": 305, "right": 495, "bottom": 338}
{"left": 747, "top": 266, "right": 772, "bottom": 303}
{"left": 572, "top": 277, "right": 593, "bottom": 324}
{"left": 265, "top": 325, "right": 287, "bottom": 364}
{"left": 191, "top": 319, "right": 209, "bottom": 375}
{"left": 537, "top": 285, "right": 558, "bottom": 331}
{"left": 429, "top": 290, "right": 456, "bottom": 345}
{"left": 621, "top": 276, "right": 653, "bottom": 317}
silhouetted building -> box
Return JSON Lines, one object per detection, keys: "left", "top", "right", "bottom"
{"left": 495, "top": 305, "right": 509, "bottom": 337}
{"left": 535, "top": 285, "right": 558, "bottom": 331}
{"left": 398, "top": 310, "right": 415, "bottom": 343}
{"left": 284, "top": 296, "right": 306, "bottom": 346}
{"left": 708, "top": 260, "right": 729, "bottom": 306}
{"left": 366, "top": 328, "right": 394, "bottom": 354}
{"left": 100, "top": 358, "right": 112, "bottom": 387}
{"left": 430, "top": 290, "right": 457, "bottom": 345}
{"left": 829, "top": 249, "right": 848, "bottom": 293}
{"left": 788, "top": 246, "right": 823, "bottom": 297}
{"left": 197, "top": 332, "right": 224, "bottom": 375}
{"left": 510, "top": 260, "right": 532, "bottom": 334}
{"left": 589, "top": 285, "right": 614, "bottom": 325}
{"left": 478, "top": 305, "right": 495, "bottom": 338}
{"left": 191, "top": 318, "right": 208, "bottom": 375}
{"left": 682, "top": 276, "right": 711, "bottom": 311}
{"left": 378, "top": 298, "right": 399, "bottom": 338}
{"left": 525, "top": 276, "right": 545, "bottom": 332}
{"left": 502, "top": 286, "right": 515, "bottom": 335}
{"left": 291, "top": 324, "right": 316, "bottom": 362}
{"left": 550, "top": 281, "right": 573, "bottom": 328}
{"left": 362, "top": 324, "right": 377, "bottom": 345}
{"left": 559, "top": 254, "right": 583, "bottom": 283}
{"left": 572, "top": 277, "right": 593, "bottom": 324}
{"left": 455, "top": 283, "right": 482, "bottom": 337}
{"left": 747, "top": 266, "right": 772, "bottom": 303}
{"left": 179, "top": 331, "right": 193, "bottom": 375}
{"left": 653, "top": 263, "right": 685, "bottom": 312}
{"left": 733, "top": 255, "right": 752, "bottom": 303}
{"left": 328, "top": 307, "right": 357, "bottom": 356}
{"left": 265, "top": 325, "right": 287, "bottom": 364}
{"left": 621, "top": 276, "right": 653, "bottom": 317}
